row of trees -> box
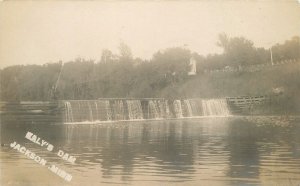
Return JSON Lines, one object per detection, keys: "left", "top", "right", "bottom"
{"left": 196, "top": 34, "right": 300, "bottom": 70}
{"left": 0, "top": 35, "right": 299, "bottom": 101}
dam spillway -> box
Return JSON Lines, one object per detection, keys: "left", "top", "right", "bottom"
{"left": 63, "top": 98, "right": 231, "bottom": 123}
{"left": 0, "top": 96, "right": 274, "bottom": 124}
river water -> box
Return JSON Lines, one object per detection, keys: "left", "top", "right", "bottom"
{"left": 1, "top": 117, "right": 300, "bottom": 186}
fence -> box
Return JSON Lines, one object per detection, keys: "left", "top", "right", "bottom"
{"left": 204, "top": 59, "right": 299, "bottom": 74}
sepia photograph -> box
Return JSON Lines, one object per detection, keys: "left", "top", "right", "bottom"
{"left": 1, "top": 0, "right": 300, "bottom": 185}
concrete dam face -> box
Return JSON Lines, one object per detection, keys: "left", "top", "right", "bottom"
{"left": 63, "top": 99, "right": 231, "bottom": 123}
{"left": 0, "top": 96, "right": 272, "bottom": 123}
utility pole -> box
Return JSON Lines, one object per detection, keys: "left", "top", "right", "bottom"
{"left": 270, "top": 47, "right": 274, "bottom": 66}
{"left": 51, "top": 61, "right": 64, "bottom": 100}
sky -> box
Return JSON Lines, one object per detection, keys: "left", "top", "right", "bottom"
{"left": 0, "top": 0, "right": 300, "bottom": 68}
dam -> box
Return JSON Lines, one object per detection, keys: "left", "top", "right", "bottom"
{"left": 0, "top": 96, "right": 274, "bottom": 124}
{"left": 63, "top": 98, "right": 231, "bottom": 123}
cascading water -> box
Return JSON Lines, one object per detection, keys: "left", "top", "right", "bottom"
{"left": 148, "top": 100, "right": 161, "bottom": 119}
{"left": 157, "top": 100, "right": 171, "bottom": 118}
{"left": 88, "top": 101, "right": 93, "bottom": 121}
{"left": 64, "top": 101, "right": 74, "bottom": 123}
{"left": 94, "top": 102, "right": 99, "bottom": 120}
{"left": 173, "top": 100, "right": 183, "bottom": 118}
{"left": 63, "top": 98, "right": 231, "bottom": 123}
{"left": 164, "top": 100, "right": 172, "bottom": 118}
{"left": 157, "top": 100, "right": 165, "bottom": 118}
{"left": 188, "top": 99, "right": 203, "bottom": 116}
{"left": 201, "top": 99, "right": 230, "bottom": 116}
{"left": 105, "top": 100, "right": 112, "bottom": 121}
{"left": 112, "top": 100, "right": 126, "bottom": 120}
{"left": 183, "top": 100, "right": 193, "bottom": 117}
{"left": 94, "top": 100, "right": 111, "bottom": 121}
{"left": 127, "top": 100, "right": 143, "bottom": 120}
{"left": 64, "top": 100, "right": 111, "bottom": 123}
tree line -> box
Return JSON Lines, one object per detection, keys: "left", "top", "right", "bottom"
{"left": 1, "top": 34, "right": 299, "bottom": 101}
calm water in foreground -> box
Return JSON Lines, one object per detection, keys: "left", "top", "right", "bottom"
{"left": 1, "top": 117, "right": 300, "bottom": 186}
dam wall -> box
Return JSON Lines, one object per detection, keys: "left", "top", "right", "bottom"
{"left": 0, "top": 96, "right": 276, "bottom": 124}
{"left": 63, "top": 98, "right": 230, "bottom": 123}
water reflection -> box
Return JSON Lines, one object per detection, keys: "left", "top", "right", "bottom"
{"left": 1, "top": 117, "right": 300, "bottom": 185}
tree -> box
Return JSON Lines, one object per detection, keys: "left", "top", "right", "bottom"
{"left": 0, "top": 66, "right": 22, "bottom": 101}
{"left": 152, "top": 47, "right": 191, "bottom": 76}
{"left": 272, "top": 36, "right": 300, "bottom": 61}
{"left": 100, "top": 49, "right": 115, "bottom": 63}
{"left": 118, "top": 42, "right": 133, "bottom": 62}
{"left": 216, "top": 33, "right": 230, "bottom": 53}
{"left": 217, "top": 33, "right": 258, "bottom": 67}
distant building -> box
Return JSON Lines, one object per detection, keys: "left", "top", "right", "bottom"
{"left": 188, "top": 57, "right": 197, "bottom": 75}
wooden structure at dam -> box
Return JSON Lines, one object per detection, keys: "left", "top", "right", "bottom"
{"left": 226, "top": 95, "right": 272, "bottom": 114}
{"left": 0, "top": 101, "right": 63, "bottom": 123}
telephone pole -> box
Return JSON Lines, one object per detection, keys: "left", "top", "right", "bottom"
{"left": 270, "top": 47, "right": 274, "bottom": 66}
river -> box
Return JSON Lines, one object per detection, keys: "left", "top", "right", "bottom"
{"left": 1, "top": 116, "right": 300, "bottom": 185}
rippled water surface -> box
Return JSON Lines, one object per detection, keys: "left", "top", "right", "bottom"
{"left": 1, "top": 117, "right": 300, "bottom": 185}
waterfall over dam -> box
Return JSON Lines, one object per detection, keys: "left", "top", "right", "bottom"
{"left": 0, "top": 95, "right": 277, "bottom": 124}
{"left": 63, "top": 98, "right": 231, "bottom": 123}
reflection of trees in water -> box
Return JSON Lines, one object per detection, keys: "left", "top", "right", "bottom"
{"left": 5, "top": 118, "right": 300, "bottom": 184}
{"left": 1, "top": 122, "right": 64, "bottom": 147}
{"left": 62, "top": 119, "right": 234, "bottom": 181}
{"left": 139, "top": 122, "right": 195, "bottom": 173}
{"left": 226, "top": 118, "right": 300, "bottom": 184}
{"left": 226, "top": 120, "right": 260, "bottom": 182}
{"left": 101, "top": 122, "right": 196, "bottom": 180}
{"left": 61, "top": 118, "right": 300, "bottom": 184}
{"left": 64, "top": 121, "right": 197, "bottom": 180}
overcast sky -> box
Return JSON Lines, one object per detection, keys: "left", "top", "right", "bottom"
{"left": 0, "top": 1, "right": 300, "bottom": 68}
